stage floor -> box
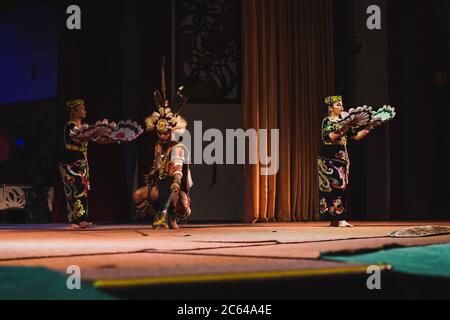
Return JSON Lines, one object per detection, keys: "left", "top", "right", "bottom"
{"left": 1, "top": 221, "right": 449, "bottom": 285}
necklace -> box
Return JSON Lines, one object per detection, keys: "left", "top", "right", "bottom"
{"left": 158, "top": 147, "right": 172, "bottom": 180}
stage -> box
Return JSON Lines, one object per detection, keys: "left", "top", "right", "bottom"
{"left": 1, "top": 221, "right": 450, "bottom": 299}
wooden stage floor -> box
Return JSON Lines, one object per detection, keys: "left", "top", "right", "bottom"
{"left": 1, "top": 221, "right": 449, "bottom": 299}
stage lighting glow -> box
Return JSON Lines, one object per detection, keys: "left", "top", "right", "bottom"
{"left": 15, "top": 138, "right": 25, "bottom": 147}
{"left": 0, "top": 3, "right": 58, "bottom": 105}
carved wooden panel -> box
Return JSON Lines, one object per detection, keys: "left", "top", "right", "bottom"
{"left": 176, "top": 0, "right": 241, "bottom": 103}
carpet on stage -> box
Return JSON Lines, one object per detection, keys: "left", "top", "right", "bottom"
{"left": 322, "top": 243, "right": 450, "bottom": 278}
{"left": 0, "top": 267, "right": 115, "bottom": 300}
{"left": 388, "top": 226, "right": 450, "bottom": 238}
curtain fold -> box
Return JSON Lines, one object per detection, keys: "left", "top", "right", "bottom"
{"left": 243, "top": 0, "right": 334, "bottom": 223}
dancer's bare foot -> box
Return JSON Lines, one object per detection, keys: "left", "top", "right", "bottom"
{"left": 169, "top": 216, "right": 179, "bottom": 230}
{"left": 330, "top": 221, "right": 354, "bottom": 227}
{"left": 69, "top": 224, "right": 81, "bottom": 230}
{"left": 338, "top": 220, "right": 354, "bottom": 228}
{"left": 79, "top": 221, "right": 93, "bottom": 229}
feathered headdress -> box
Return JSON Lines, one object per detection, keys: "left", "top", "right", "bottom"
{"left": 145, "top": 57, "right": 189, "bottom": 135}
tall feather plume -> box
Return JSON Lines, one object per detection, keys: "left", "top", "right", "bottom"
{"left": 173, "top": 86, "right": 189, "bottom": 115}
{"left": 161, "top": 57, "right": 167, "bottom": 102}
{"left": 154, "top": 90, "right": 164, "bottom": 111}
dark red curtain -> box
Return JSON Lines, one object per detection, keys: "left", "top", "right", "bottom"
{"left": 242, "top": 0, "right": 335, "bottom": 223}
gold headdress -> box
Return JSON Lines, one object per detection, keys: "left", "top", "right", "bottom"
{"left": 66, "top": 99, "right": 85, "bottom": 109}
{"left": 325, "top": 96, "right": 343, "bottom": 106}
{"left": 145, "top": 58, "right": 189, "bottom": 135}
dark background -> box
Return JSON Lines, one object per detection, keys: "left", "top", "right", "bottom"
{"left": 334, "top": 0, "right": 450, "bottom": 221}
{"left": 0, "top": 0, "right": 449, "bottom": 222}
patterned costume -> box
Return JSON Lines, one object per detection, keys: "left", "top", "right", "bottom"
{"left": 59, "top": 100, "right": 90, "bottom": 225}
{"left": 134, "top": 59, "right": 193, "bottom": 229}
{"left": 140, "top": 138, "right": 193, "bottom": 227}
{"left": 318, "top": 96, "right": 358, "bottom": 222}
